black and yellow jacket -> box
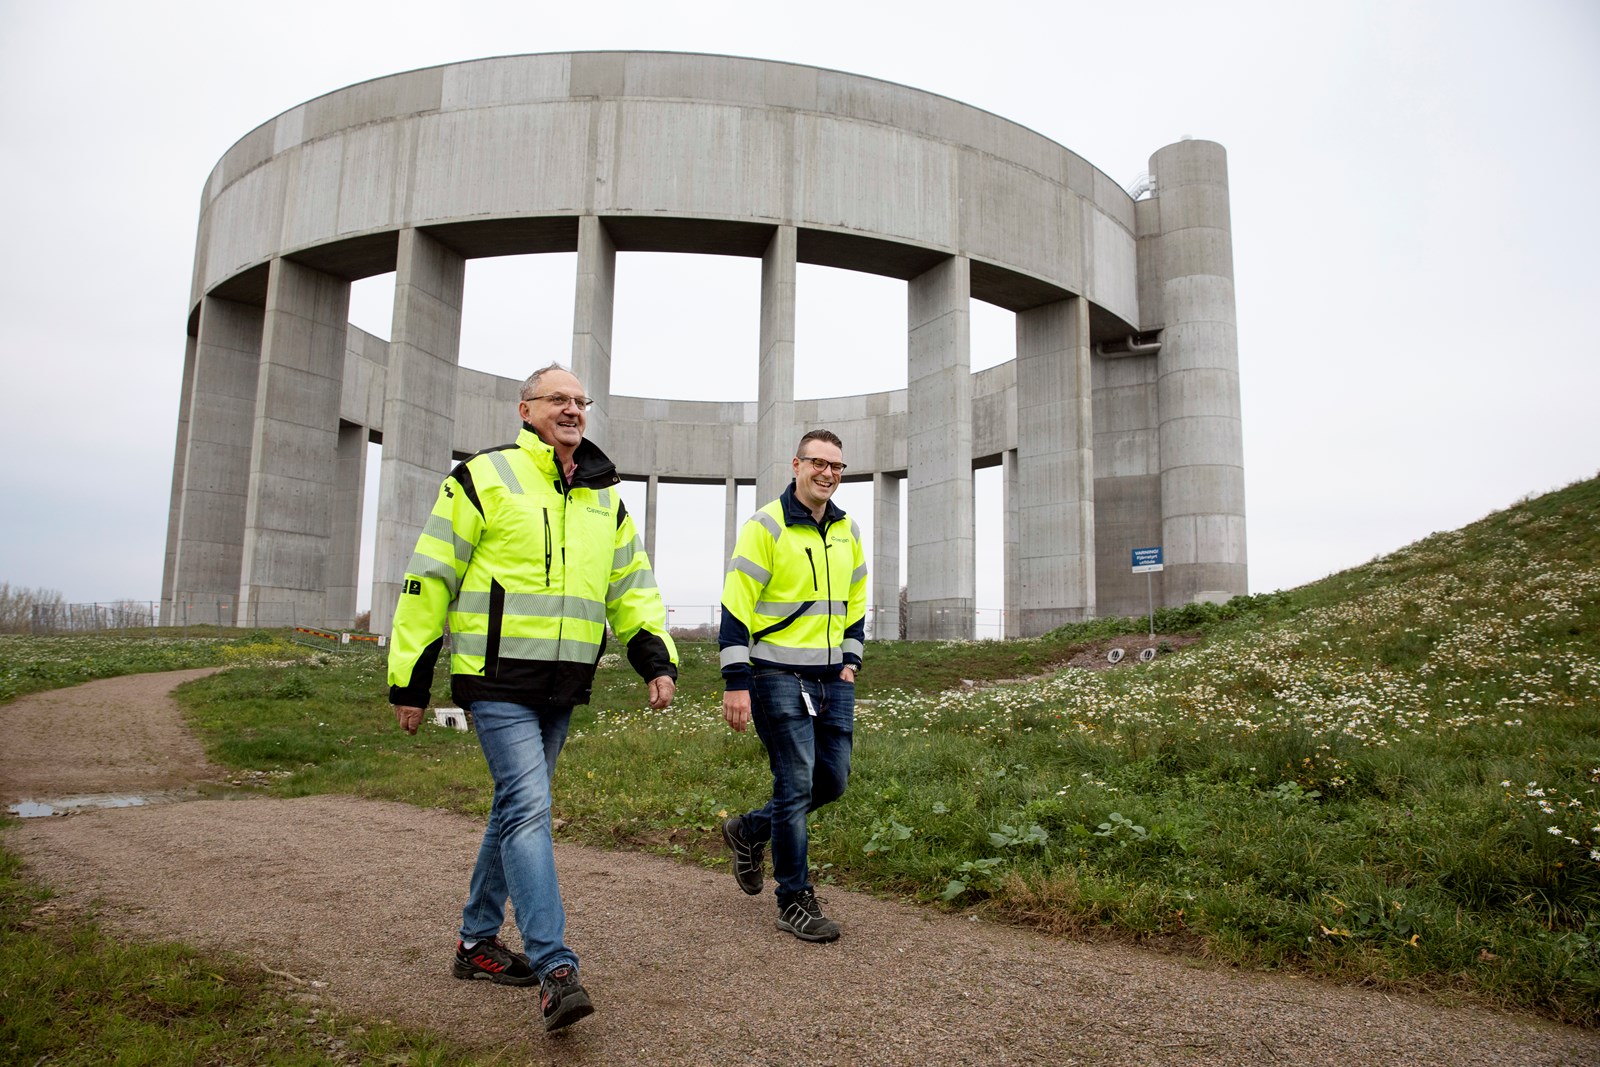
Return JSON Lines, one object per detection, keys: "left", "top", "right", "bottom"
{"left": 388, "top": 426, "right": 677, "bottom": 708}
{"left": 718, "top": 482, "right": 866, "bottom": 691}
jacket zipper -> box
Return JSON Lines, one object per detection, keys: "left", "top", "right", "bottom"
{"left": 542, "top": 508, "right": 552, "bottom": 585}
{"left": 804, "top": 547, "right": 818, "bottom": 590}
{"left": 820, "top": 522, "right": 837, "bottom": 666}
{"left": 486, "top": 578, "right": 506, "bottom": 678}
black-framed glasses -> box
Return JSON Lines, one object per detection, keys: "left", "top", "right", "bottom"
{"left": 523, "top": 393, "right": 596, "bottom": 410}
{"left": 797, "top": 455, "right": 847, "bottom": 474}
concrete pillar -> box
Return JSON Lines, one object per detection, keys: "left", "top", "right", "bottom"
{"left": 160, "top": 334, "right": 198, "bottom": 624}
{"left": 169, "top": 295, "right": 262, "bottom": 626}
{"left": 872, "top": 471, "right": 901, "bottom": 641}
{"left": 1094, "top": 194, "right": 1162, "bottom": 618}
{"left": 757, "top": 225, "right": 797, "bottom": 503}
{"left": 372, "top": 228, "right": 465, "bottom": 634}
{"left": 239, "top": 258, "right": 351, "bottom": 629}
{"left": 326, "top": 422, "right": 368, "bottom": 628}
{"left": 906, "top": 255, "right": 974, "bottom": 640}
{"left": 571, "top": 215, "right": 617, "bottom": 446}
{"left": 1151, "top": 140, "right": 1248, "bottom": 605}
{"left": 1013, "top": 296, "right": 1095, "bottom": 634}
{"left": 645, "top": 474, "right": 659, "bottom": 561}
{"left": 1002, "top": 450, "right": 1020, "bottom": 638}
{"left": 723, "top": 476, "right": 739, "bottom": 568}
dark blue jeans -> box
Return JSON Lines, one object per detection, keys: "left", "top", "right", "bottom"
{"left": 742, "top": 669, "right": 855, "bottom": 903}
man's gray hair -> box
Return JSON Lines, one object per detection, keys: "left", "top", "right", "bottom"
{"left": 520, "top": 362, "right": 570, "bottom": 401}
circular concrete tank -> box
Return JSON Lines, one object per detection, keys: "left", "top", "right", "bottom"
{"left": 163, "top": 52, "right": 1247, "bottom": 638}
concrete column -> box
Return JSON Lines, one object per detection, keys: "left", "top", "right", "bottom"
{"left": 906, "top": 255, "right": 974, "bottom": 640}
{"left": 872, "top": 471, "right": 901, "bottom": 641}
{"left": 239, "top": 258, "right": 351, "bottom": 629}
{"left": 1013, "top": 296, "right": 1096, "bottom": 635}
{"left": 170, "top": 295, "right": 262, "bottom": 626}
{"left": 723, "top": 476, "right": 739, "bottom": 568}
{"left": 1002, "top": 450, "right": 1020, "bottom": 638}
{"left": 571, "top": 215, "right": 617, "bottom": 446}
{"left": 326, "top": 422, "right": 368, "bottom": 629}
{"left": 1095, "top": 195, "right": 1163, "bottom": 618}
{"left": 160, "top": 334, "right": 198, "bottom": 624}
{"left": 757, "top": 225, "right": 797, "bottom": 503}
{"left": 373, "top": 228, "right": 465, "bottom": 634}
{"left": 1151, "top": 140, "right": 1248, "bottom": 605}
{"left": 644, "top": 474, "right": 660, "bottom": 562}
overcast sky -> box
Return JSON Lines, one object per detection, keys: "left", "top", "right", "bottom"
{"left": 2, "top": 0, "right": 1595, "bottom": 632}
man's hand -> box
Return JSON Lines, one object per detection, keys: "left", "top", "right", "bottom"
{"left": 722, "top": 689, "right": 752, "bottom": 733}
{"left": 841, "top": 665, "right": 857, "bottom": 683}
{"left": 648, "top": 675, "right": 676, "bottom": 710}
{"left": 394, "top": 705, "right": 425, "bottom": 735}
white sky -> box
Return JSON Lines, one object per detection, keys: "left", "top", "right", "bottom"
{"left": 2, "top": 0, "right": 1596, "bottom": 633}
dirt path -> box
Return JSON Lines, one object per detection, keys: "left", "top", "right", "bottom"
{"left": 3, "top": 671, "right": 1596, "bottom": 1066}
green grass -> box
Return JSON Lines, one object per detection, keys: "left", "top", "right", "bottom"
{"left": 6, "top": 474, "right": 1600, "bottom": 1035}
{"left": 0, "top": 834, "right": 474, "bottom": 1065}
{"left": 0, "top": 628, "right": 309, "bottom": 704}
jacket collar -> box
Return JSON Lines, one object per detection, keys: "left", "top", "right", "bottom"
{"left": 517, "top": 425, "right": 621, "bottom": 491}
{"left": 780, "top": 479, "right": 845, "bottom": 528}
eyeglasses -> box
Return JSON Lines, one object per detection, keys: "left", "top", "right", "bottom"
{"left": 523, "top": 393, "right": 596, "bottom": 410}
{"left": 797, "top": 455, "right": 847, "bottom": 474}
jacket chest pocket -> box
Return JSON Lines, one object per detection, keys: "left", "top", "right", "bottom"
{"left": 495, "top": 496, "right": 561, "bottom": 587}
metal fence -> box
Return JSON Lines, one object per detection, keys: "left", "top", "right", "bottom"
{"left": 20, "top": 601, "right": 162, "bottom": 634}
{"left": 661, "top": 604, "right": 1008, "bottom": 641}
{"left": 16, "top": 599, "right": 1008, "bottom": 640}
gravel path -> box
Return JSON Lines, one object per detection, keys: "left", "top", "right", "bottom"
{"left": 3, "top": 670, "right": 1596, "bottom": 1066}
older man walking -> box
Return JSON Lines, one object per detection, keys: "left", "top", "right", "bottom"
{"left": 388, "top": 362, "right": 677, "bottom": 1032}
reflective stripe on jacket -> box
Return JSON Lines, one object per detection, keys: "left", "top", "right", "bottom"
{"left": 387, "top": 426, "right": 677, "bottom": 708}
{"left": 718, "top": 482, "right": 866, "bottom": 691}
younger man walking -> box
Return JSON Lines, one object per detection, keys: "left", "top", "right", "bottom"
{"left": 718, "top": 430, "right": 866, "bottom": 942}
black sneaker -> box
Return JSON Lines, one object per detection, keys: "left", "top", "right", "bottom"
{"left": 540, "top": 965, "right": 594, "bottom": 1032}
{"left": 777, "top": 888, "right": 841, "bottom": 943}
{"left": 452, "top": 937, "right": 538, "bottom": 986}
{"left": 722, "top": 815, "right": 766, "bottom": 895}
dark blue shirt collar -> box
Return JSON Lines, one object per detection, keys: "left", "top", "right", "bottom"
{"left": 779, "top": 479, "right": 846, "bottom": 528}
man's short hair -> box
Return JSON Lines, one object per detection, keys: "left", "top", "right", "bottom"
{"left": 797, "top": 429, "right": 843, "bottom": 454}
{"left": 520, "top": 362, "right": 570, "bottom": 401}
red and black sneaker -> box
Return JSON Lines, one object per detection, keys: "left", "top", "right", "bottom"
{"left": 452, "top": 937, "right": 538, "bottom": 986}
{"left": 540, "top": 965, "right": 594, "bottom": 1032}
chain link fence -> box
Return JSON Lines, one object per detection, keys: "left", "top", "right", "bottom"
{"left": 18, "top": 600, "right": 162, "bottom": 633}
{"left": 7, "top": 594, "right": 1004, "bottom": 640}
{"left": 662, "top": 604, "right": 1004, "bottom": 641}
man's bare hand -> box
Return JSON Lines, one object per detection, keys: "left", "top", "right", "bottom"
{"left": 394, "top": 705, "right": 425, "bottom": 735}
{"left": 722, "top": 689, "right": 752, "bottom": 732}
{"left": 648, "top": 675, "right": 676, "bottom": 710}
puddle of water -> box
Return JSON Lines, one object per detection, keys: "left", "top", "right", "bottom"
{"left": 9, "top": 793, "right": 163, "bottom": 818}
{"left": 7, "top": 786, "right": 263, "bottom": 818}
{"left": 10, "top": 801, "right": 65, "bottom": 818}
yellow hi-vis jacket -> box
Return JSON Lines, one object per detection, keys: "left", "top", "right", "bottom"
{"left": 388, "top": 427, "right": 677, "bottom": 709}
{"left": 718, "top": 482, "right": 866, "bottom": 691}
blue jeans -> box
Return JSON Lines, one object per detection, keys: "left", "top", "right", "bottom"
{"left": 742, "top": 670, "right": 855, "bottom": 903}
{"left": 460, "top": 700, "right": 576, "bottom": 979}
